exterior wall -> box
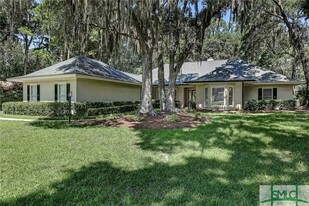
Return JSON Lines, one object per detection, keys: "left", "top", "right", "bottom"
{"left": 150, "top": 83, "right": 295, "bottom": 109}
{"left": 244, "top": 84, "right": 294, "bottom": 101}
{"left": 177, "top": 87, "right": 184, "bottom": 107}
{"left": 195, "top": 85, "right": 204, "bottom": 109}
{"left": 234, "top": 82, "right": 243, "bottom": 108}
{"left": 77, "top": 78, "right": 141, "bottom": 102}
{"left": 23, "top": 79, "right": 77, "bottom": 102}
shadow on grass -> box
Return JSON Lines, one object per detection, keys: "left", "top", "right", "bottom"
{"left": 37, "top": 116, "right": 96, "bottom": 121}
{"left": 1, "top": 153, "right": 307, "bottom": 206}
{"left": 137, "top": 113, "right": 309, "bottom": 158}
{"left": 28, "top": 121, "right": 91, "bottom": 129}
{"left": 1, "top": 113, "right": 308, "bottom": 205}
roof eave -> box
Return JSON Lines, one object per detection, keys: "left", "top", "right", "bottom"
{"left": 252, "top": 81, "right": 305, "bottom": 85}
{"left": 184, "top": 79, "right": 255, "bottom": 84}
{"left": 7, "top": 74, "right": 78, "bottom": 82}
{"left": 7, "top": 73, "right": 141, "bottom": 86}
{"left": 75, "top": 74, "right": 141, "bottom": 85}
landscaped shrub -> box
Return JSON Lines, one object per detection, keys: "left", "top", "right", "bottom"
{"left": 280, "top": 100, "right": 296, "bottom": 110}
{"left": 244, "top": 100, "right": 258, "bottom": 111}
{"left": 165, "top": 114, "right": 181, "bottom": 122}
{"left": 2, "top": 100, "right": 182, "bottom": 117}
{"left": 0, "top": 82, "right": 23, "bottom": 111}
{"left": 244, "top": 99, "right": 296, "bottom": 111}
{"left": 152, "top": 100, "right": 181, "bottom": 109}
{"left": 257, "top": 100, "right": 267, "bottom": 110}
{"left": 295, "top": 86, "right": 308, "bottom": 106}
{"left": 267, "top": 100, "right": 278, "bottom": 110}
{"left": 74, "top": 101, "right": 140, "bottom": 116}
{"left": 86, "top": 105, "right": 137, "bottom": 116}
{"left": 2, "top": 102, "right": 70, "bottom": 116}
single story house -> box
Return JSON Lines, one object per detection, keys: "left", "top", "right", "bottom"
{"left": 8, "top": 57, "right": 303, "bottom": 110}
{"left": 150, "top": 59, "right": 303, "bottom": 109}
{"left": 8, "top": 56, "right": 141, "bottom": 103}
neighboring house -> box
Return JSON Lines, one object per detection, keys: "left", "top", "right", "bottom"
{"left": 8, "top": 57, "right": 303, "bottom": 110}
{"left": 150, "top": 59, "right": 304, "bottom": 109}
{"left": 8, "top": 56, "right": 141, "bottom": 102}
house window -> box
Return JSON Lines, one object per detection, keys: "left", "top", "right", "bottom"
{"left": 58, "top": 84, "right": 67, "bottom": 102}
{"left": 205, "top": 87, "right": 209, "bottom": 106}
{"left": 263, "top": 88, "right": 272, "bottom": 100}
{"left": 30, "top": 85, "right": 37, "bottom": 102}
{"left": 258, "top": 88, "right": 278, "bottom": 100}
{"left": 228, "top": 87, "right": 233, "bottom": 106}
{"left": 212, "top": 87, "right": 224, "bottom": 105}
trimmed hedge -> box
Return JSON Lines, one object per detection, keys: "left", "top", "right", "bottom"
{"left": 3, "top": 101, "right": 139, "bottom": 117}
{"left": 74, "top": 101, "right": 140, "bottom": 116}
{"left": 2, "top": 100, "right": 181, "bottom": 117}
{"left": 244, "top": 100, "right": 296, "bottom": 111}
{"left": 2, "top": 102, "right": 70, "bottom": 116}
{"left": 86, "top": 105, "right": 137, "bottom": 116}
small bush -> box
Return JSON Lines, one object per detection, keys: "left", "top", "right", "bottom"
{"left": 188, "top": 101, "right": 196, "bottom": 110}
{"left": 125, "top": 115, "right": 142, "bottom": 122}
{"left": 152, "top": 100, "right": 181, "bottom": 109}
{"left": 280, "top": 100, "right": 296, "bottom": 110}
{"left": 165, "top": 114, "right": 181, "bottom": 122}
{"left": 295, "top": 86, "right": 308, "bottom": 106}
{"left": 244, "top": 100, "right": 258, "bottom": 111}
{"left": 267, "top": 100, "right": 278, "bottom": 110}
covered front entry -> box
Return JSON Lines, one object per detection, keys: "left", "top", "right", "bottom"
{"left": 193, "top": 82, "right": 244, "bottom": 110}
{"left": 184, "top": 88, "right": 196, "bottom": 107}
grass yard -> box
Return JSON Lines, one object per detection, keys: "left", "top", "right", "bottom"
{"left": 0, "top": 112, "right": 308, "bottom": 205}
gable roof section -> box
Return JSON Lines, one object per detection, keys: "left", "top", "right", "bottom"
{"left": 186, "top": 59, "right": 301, "bottom": 83}
{"left": 10, "top": 56, "right": 141, "bottom": 84}
{"left": 151, "top": 59, "right": 228, "bottom": 85}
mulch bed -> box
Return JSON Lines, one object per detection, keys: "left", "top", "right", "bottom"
{"left": 74, "top": 112, "right": 209, "bottom": 130}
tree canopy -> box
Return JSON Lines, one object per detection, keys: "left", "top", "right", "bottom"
{"left": 0, "top": 0, "right": 308, "bottom": 112}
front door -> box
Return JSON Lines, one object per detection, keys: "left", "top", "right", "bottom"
{"left": 184, "top": 89, "right": 196, "bottom": 106}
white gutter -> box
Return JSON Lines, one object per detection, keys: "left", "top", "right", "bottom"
{"left": 7, "top": 74, "right": 142, "bottom": 86}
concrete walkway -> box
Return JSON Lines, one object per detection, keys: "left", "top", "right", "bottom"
{"left": 0, "top": 117, "right": 37, "bottom": 122}
{"left": 0, "top": 117, "right": 67, "bottom": 122}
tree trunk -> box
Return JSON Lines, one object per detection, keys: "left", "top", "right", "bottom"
{"left": 272, "top": 0, "right": 309, "bottom": 106}
{"left": 165, "top": 56, "right": 176, "bottom": 112}
{"left": 157, "top": 40, "right": 165, "bottom": 111}
{"left": 23, "top": 36, "right": 29, "bottom": 75}
{"left": 300, "top": 57, "right": 309, "bottom": 107}
{"left": 138, "top": 50, "right": 156, "bottom": 116}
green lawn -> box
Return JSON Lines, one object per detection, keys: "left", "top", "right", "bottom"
{"left": 0, "top": 112, "right": 308, "bottom": 205}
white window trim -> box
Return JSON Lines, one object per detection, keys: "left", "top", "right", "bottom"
{"left": 210, "top": 86, "right": 225, "bottom": 107}
{"left": 204, "top": 86, "right": 209, "bottom": 107}
{"left": 29, "top": 84, "right": 38, "bottom": 102}
{"left": 58, "top": 83, "right": 67, "bottom": 102}
{"left": 227, "top": 85, "right": 235, "bottom": 107}
{"left": 259, "top": 87, "right": 274, "bottom": 100}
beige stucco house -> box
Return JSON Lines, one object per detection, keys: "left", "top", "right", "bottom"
{"left": 8, "top": 57, "right": 303, "bottom": 110}
{"left": 8, "top": 56, "right": 141, "bottom": 103}
{"left": 150, "top": 59, "right": 303, "bottom": 109}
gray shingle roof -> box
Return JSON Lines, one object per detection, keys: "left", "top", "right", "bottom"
{"left": 21, "top": 56, "right": 141, "bottom": 84}
{"left": 151, "top": 60, "right": 228, "bottom": 85}
{"left": 187, "top": 59, "right": 300, "bottom": 83}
